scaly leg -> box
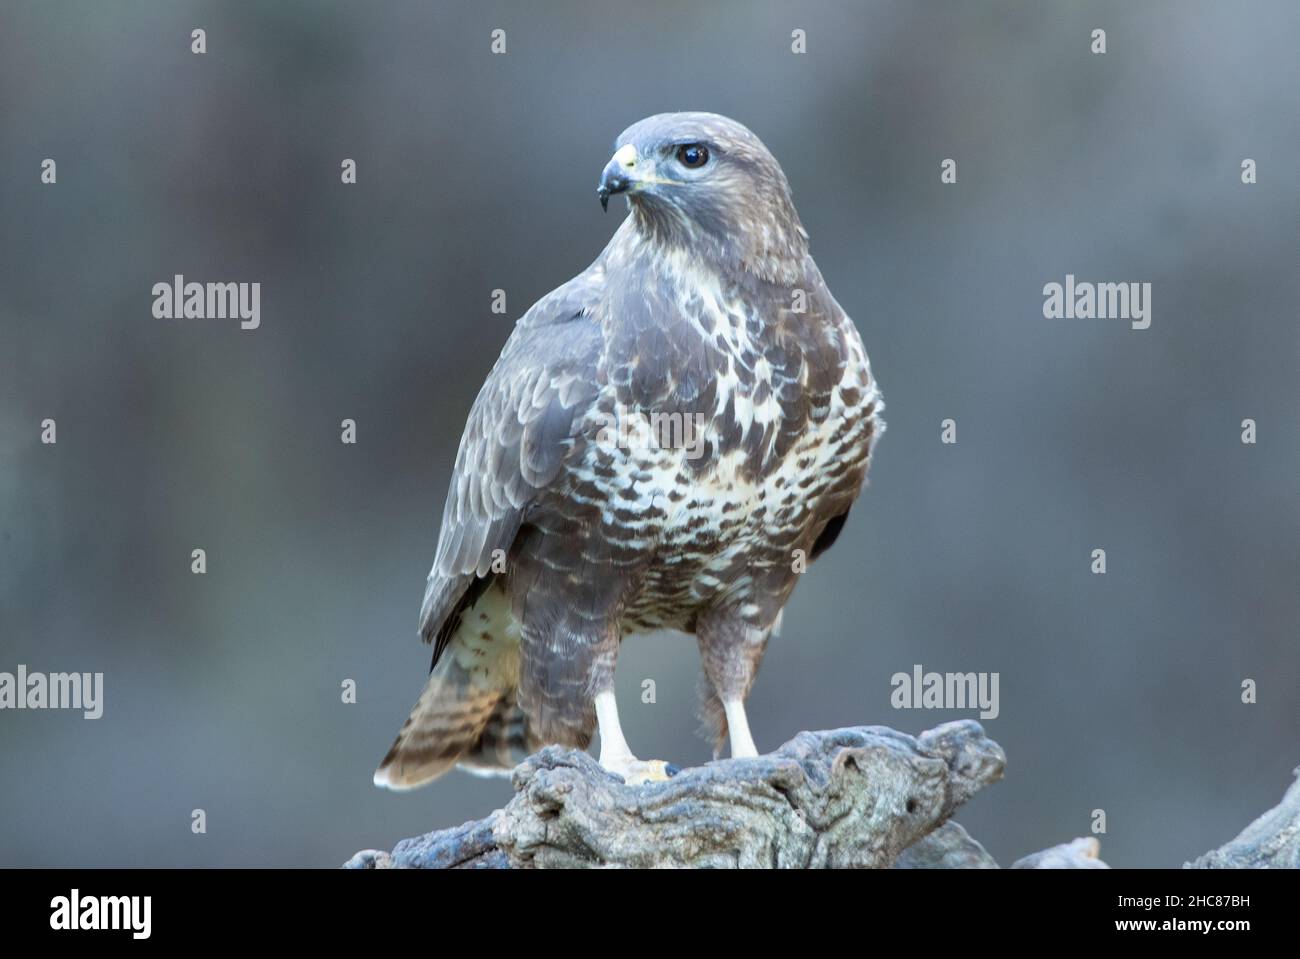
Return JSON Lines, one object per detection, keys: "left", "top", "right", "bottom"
{"left": 696, "top": 608, "right": 773, "bottom": 759}
{"left": 723, "top": 698, "right": 759, "bottom": 758}
{"left": 595, "top": 690, "right": 678, "bottom": 784}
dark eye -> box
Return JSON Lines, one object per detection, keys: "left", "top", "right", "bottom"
{"left": 676, "top": 143, "right": 710, "bottom": 169}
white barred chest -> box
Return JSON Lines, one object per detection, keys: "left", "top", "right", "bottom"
{"left": 573, "top": 327, "right": 881, "bottom": 632}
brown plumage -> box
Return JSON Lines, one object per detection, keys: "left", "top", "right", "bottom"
{"left": 375, "top": 112, "right": 883, "bottom": 789}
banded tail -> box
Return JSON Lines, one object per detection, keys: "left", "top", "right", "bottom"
{"left": 373, "top": 580, "right": 537, "bottom": 789}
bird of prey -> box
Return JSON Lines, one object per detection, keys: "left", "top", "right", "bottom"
{"left": 374, "top": 112, "right": 883, "bottom": 788}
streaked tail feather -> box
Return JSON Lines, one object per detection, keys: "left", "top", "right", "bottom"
{"left": 374, "top": 581, "right": 526, "bottom": 790}
{"left": 372, "top": 660, "right": 501, "bottom": 788}
{"left": 456, "top": 696, "right": 541, "bottom": 777}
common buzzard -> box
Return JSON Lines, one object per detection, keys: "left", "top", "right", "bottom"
{"left": 375, "top": 112, "right": 883, "bottom": 787}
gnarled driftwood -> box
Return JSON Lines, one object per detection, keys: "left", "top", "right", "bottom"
{"left": 345, "top": 721, "right": 1298, "bottom": 869}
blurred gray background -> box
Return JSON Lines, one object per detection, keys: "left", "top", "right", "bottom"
{"left": 1, "top": 0, "right": 1297, "bottom": 868}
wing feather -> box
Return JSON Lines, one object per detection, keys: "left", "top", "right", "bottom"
{"left": 419, "top": 270, "right": 606, "bottom": 663}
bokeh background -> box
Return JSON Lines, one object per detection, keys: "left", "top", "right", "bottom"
{"left": 2, "top": 0, "right": 1298, "bottom": 868}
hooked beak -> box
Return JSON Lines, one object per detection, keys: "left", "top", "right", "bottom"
{"left": 597, "top": 144, "right": 639, "bottom": 212}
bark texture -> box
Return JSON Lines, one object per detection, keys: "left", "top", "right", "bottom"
{"left": 344, "top": 722, "right": 1297, "bottom": 869}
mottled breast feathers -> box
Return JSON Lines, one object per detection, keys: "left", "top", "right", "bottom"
{"left": 420, "top": 220, "right": 878, "bottom": 660}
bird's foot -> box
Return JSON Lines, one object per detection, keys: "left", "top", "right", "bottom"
{"left": 593, "top": 691, "right": 680, "bottom": 783}
{"left": 601, "top": 755, "right": 681, "bottom": 785}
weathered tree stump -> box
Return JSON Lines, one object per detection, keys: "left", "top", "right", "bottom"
{"left": 1186, "top": 765, "right": 1300, "bottom": 869}
{"left": 345, "top": 721, "right": 1299, "bottom": 869}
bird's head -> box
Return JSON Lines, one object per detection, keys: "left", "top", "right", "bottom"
{"left": 597, "top": 112, "right": 809, "bottom": 283}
